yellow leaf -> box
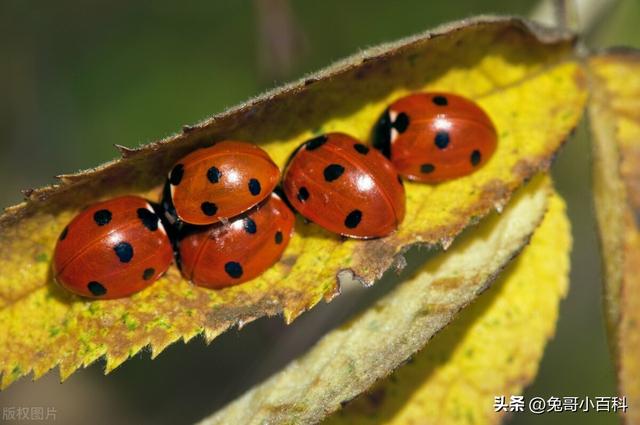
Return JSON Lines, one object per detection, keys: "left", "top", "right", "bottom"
{"left": 589, "top": 49, "right": 640, "bottom": 425}
{"left": 0, "top": 17, "right": 585, "bottom": 388}
{"left": 324, "top": 191, "right": 570, "bottom": 425}
{"left": 200, "top": 175, "right": 553, "bottom": 425}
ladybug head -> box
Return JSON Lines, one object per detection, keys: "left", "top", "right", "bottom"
{"left": 371, "top": 107, "right": 392, "bottom": 158}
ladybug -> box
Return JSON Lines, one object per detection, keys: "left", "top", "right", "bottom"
{"left": 163, "top": 141, "right": 280, "bottom": 226}
{"left": 282, "top": 132, "right": 405, "bottom": 239}
{"left": 53, "top": 196, "right": 173, "bottom": 299}
{"left": 178, "top": 192, "right": 295, "bottom": 289}
{"left": 374, "top": 92, "right": 497, "bottom": 182}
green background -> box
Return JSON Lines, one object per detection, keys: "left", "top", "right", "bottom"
{"left": 1, "top": 1, "right": 639, "bottom": 424}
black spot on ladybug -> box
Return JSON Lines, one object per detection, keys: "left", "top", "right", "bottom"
{"left": 354, "top": 143, "right": 370, "bottom": 155}
{"left": 143, "top": 268, "right": 155, "bottom": 280}
{"left": 201, "top": 202, "right": 218, "bottom": 216}
{"left": 393, "top": 112, "right": 410, "bottom": 133}
{"left": 137, "top": 208, "right": 159, "bottom": 231}
{"left": 471, "top": 150, "right": 482, "bottom": 166}
{"left": 244, "top": 217, "right": 257, "bottom": 234}
{"left": 373, "top": 108, "right": 392, "bottom": 158}
{"left": 275, "top": 231, "right": 283, "bottom": 244}
{"left": 169, "top": 164, "right": 184, "bottom": 185}
{"left": 225, "top": 261, "right": 243, "bottom": 279}
{"left": 432, "top": 95, "right": 448, "bottom": 106}
{"left": 93, "top": 209, "right": 112, "bottom": 226}
{"left": 297, "top": 187, "right": 310, "bottom": 202}
{"left": 324, "top": 164, "right": 345, "bottom": 182}
{"left": 397, "top": 174, "right": 403, "bottom": 185}
{"left": 114, "top": 242, "right": 134, "bottom": 263}
{"left": 421, "top": 163, "right": 435, "bottom": 174}
{"left": 87, "top": 281, "right": 107, "bottom": 296}
{"left": 59, "top": 226, "right": 68, "bottom": 241}
{"left": 305, "top": 134, "right": 328, "bottom": 150}
{"left": 344, "top": 209, "right": 362, "bottom": 229}
{"left": 434, "top": 131, "right": 450, "bottom": 149}
{"left": 207, "top": 166, "right": 221, "bottom": 183}
{"left": 248, "top": 178, "right": 261, "bottom": 196}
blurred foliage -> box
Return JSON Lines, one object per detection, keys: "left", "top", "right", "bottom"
{"left": 589, "top": 50, "right": 640, "bottom": 425}
{"left": 0, "top": 0, "right": 539, "bottom": 207}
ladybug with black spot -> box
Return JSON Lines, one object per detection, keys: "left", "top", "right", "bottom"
{"left": 374, "top": 92, "right": 497, "bottom": 182}
{"left": 283, "top": 132, "right": 405, "bottom": 239}
{"left": 178, "top": 192, "right": 295, "bottom": 288}
{"left": 53, "top": 196, "right": 173, "bottom": 299}
{"left": 163, "top": 141, "right": 280, "bottom": 226}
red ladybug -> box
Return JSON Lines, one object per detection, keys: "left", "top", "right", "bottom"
{"left": 178, "top": 192, "right": 295, "bottom": 289}
{"left": 163, "top": 141, "right": 280, "bottom": 226}
{"left": 282, "top": 132, "right": 405, "bottom": 239}
{"left": 53, "top": 196, "right": 173, "bottom": 299}
{"left": 374, "top": 92, "right": 497, "bottom": 182}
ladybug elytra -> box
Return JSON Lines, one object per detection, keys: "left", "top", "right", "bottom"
{"left": 163, "top": 141, "right": 280, "bottom": 226}
{"left": 178, "top": 192, "right": 295, "bottom": 288}
{"left": 283, "top": 132, "right": 405, "bottom": 239}
{"left": 374, "top": 92, "right": 497, "bottom": 182}
{"left": 51, "top": 91, "right": 497, "bottom": 298}
{"left": 53, "top": 196, "right": 173, "bottom": 299}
